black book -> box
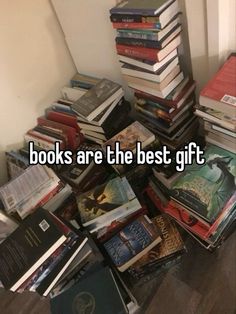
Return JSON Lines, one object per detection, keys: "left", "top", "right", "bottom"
{"left": 77, "top": 99, "right": 132, "bottom": 136}
{"left": 72, "top": 79, "right": 123, "bottom": 121}
{"left": 50, "top": 267, "right": 128, "bottom": 314}
{"left": 0, "top": 208, "right": 67, "bottom": 291}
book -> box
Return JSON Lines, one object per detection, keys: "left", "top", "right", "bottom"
{"left": 116, "top": 34, "right": 181, "bottom": 62}
{"left": 102, "top": 121, "right": 155, "bottom": 153}
{"left": 128, "top": 215, "right": 185, "bottom": 274}
{"left": 77, "top": 99, "right": 132, "bottom": 136}
{"left": 199, "top": 55, "right": 236, "bottom": 116}
{"left": 195, "top": 105, "right": 236, "bottom": 131}
{"left": 204, "top": 121, "right": 236, "bottom": 139}
{"left": 0, "top": 208, "right": 67, "bottom": 291}
{"left": 61, "top": 86, "right": 86, "bottom": 102}
{"left": 50, "top": 267, "right": 128, "bottom": 314}
{"left": 0, "top": 211, "right": 18, "bottom": 243}
{"left": 72, "top": 79, "right": 123, "bottom": 121}
{"left": 76, "top": 177, "right": 141, "bottom": 233}
{"left": 118, "top": 48, "right": 178, "bottom": 72}
{"left": 128, "top": 71, "right": 184, "bottom": 98}
{"left": 0, "top": 165, "right": 60, "bottom": 218}
{"left": 104, "top": 215, "right": 162, "bottom": 272}
{"left": 5, "top": 150, "right": 29, "bottom": 180}
{"left": 110, "top": 0, "right": 175, "bottom": 17}
{"left": 205, "top": 133, "right": 236, "bottom": 154}
{"left": 71, "top": 73, "right": 100, "bottom": 89}
{"left": 121, "top": 56, "right": 179, "bottom": 83}
{"left": 123, "top": 64, "right": 180, "bottom": 91}
{"left": 171, "top": 144, "right": 236, "bottom": 224}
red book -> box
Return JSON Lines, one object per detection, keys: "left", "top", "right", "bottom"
{"left": 47, "top": 110, "right": 80, "bottom": 133}
{"left": 112, "top": 22, "right": 160, "bottom": 29}
{"left": 116, "top": 34, "right": 181, "bottom": 62}
{"left": 37, "top": 117, "right": 82, "bottom": 151}
{"left": 200, "top": 55, "right": 236, "bottom": 115}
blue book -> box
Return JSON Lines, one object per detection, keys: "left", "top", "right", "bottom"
{"left": 104, "top": 215, "right": 162, "bottom": 272}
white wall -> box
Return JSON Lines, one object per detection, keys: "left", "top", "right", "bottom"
{"left": 0, "top": 0, "right": 76, "bottom": 184}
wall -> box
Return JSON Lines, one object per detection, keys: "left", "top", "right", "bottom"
{"left": 0, "top": 0, "right": 76, "bottom": 184}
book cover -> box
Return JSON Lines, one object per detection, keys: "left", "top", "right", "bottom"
{"left": 77, "top": 177, "right": 137, "bottom": 225}
{"left": 72, "top": 79, "right": 122, "bottom": 121}
{"left": 200, "top": 55, "right": 236, "bottom": 108}
{"left": 104, "top": 215, "right": 162, "bottom": 272}
{"left": 172, "top": 145, "right": 236, "bottom": 223}
{"left": 103, "top": 121, "right": 155, "bottom": 152}
{"left": 50, "top": 267, "right": 128, "bottom": 314}
{"left": 128, "top": 214, "right": 185, "bottom": 272}
{"left": 0, "top": 208, "right": 66, "bottom": 290}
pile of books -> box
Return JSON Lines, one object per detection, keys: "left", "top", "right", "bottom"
{"left": 109, "top": 0, "right": 198, "bottom": 190}
{"left": 147, "top": 144, "right": 236, "bottom": 251}
{"left": 195, "top": 53, "right": 236, "bottom": 154}
{"left": 57, "top": 74, "right": 133, "bottom": 145}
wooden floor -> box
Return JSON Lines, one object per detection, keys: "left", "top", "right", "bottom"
{"left": 0, "top": 232, "right": 235, "bottom": 314}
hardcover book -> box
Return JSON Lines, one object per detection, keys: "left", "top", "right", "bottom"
{"left": 50, "top": 267, "right": 128, "bottom": 314}
{"left": 76, "top": 177, "right": 141, "bottom": 233}
{"left": 128, "top": 214, "right": 184, "bottom": 272}
{"left": 104, "top": 215, "right": 162, "bottom": 272}
{"left": 171, "top": 145, "right": 236, "bottom": 224}
{"left": 0, "top": 208, "right": 66, "bottom": 291}
{"left": 200, "top": 55, "right": 236, "bottom": 116}
{"left": 72, "top": 79, "right": 123, "bottom": 121}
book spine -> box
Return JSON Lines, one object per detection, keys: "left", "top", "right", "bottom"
{"left": 116, "top": 37, "right": 161, "bottom": 49}
{"left": 117, "top": 31, "right": 158, "bottom": 41}
{"left": 24, "top": 134, "right": 56, "bottom": 150}
{"left": 116, "top": 44, "right": 159, "bottom": 62}
{"left": 113, "top": 22, "right": 161, "bottom": 30}
{"left": 110, "top": 14, "right": 143, "bottom": 23}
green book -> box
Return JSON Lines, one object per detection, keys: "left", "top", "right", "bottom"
{"left": 171, "top": 145, "right": 236, "bottom": 224}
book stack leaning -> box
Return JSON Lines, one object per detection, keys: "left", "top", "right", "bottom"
{"left": 110, "top": 0, "right": 198, "bottom": 191}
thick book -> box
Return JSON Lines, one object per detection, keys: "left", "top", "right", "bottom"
{"left": 50, "top": 267, "right": 128, "bottom": 314}
{"left": 116, "top": 34, "right": 181, "bottom": 62}
{"left": 118, "top": 48, "right": 178, "bottom": 72}
{"left": 110, "top": 0, "right": 174, "bottom": 16}
{"left": 121, "top": 56, "right": 179, "bottom": 83}
{"left": 5, "top": 150, "right": 29, "bottom": 180}
{"left": 76, "top": 177, "right": 141, "bottom": 233}
{"left": 199, "top": 55, "right": 236, "bottom": 116}
{"left": 102, "top": 121, "right": 155, "bottom": 153}
{"left": 104, "top": 215, "right": 162, "bottom": 272}
{"left": 72, "top": 79, "right": 123, "bottom": 121}
{"left": 129, "top": 71, "right": 184, "bottom": 98}
{"left": 128, "top": 214, "right": 185, "bottom": 273}
{"left": 195, "top": 105, "right": 236, "bottom": 131}
{"left": 123, "top": 64, "right": 180, "bottom": 91}
{"left": 171, "top": 144, "right": 236, "bottom": 224}
{"left": 0, "top": 208, "right": 67, "bottom": 291}
{"left": 71, "top": 73, "right": 100, "bottom": 89}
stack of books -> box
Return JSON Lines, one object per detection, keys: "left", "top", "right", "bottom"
{"left": 0, "top": 208, "right": 108, "bottom": 298}
{"left": 110, "top": 0, "right": 197, "bottom": 149}
{"left": 61, "top": 75, "right": 133, "bottom": 145}
{"left": 147, "top": 144, "right": 236, "bottom": 250}
{"left": 109, "top": 0, "right": 198, "bottom": 190}
{"left": 195, "top": 53, "right": 236, "bottom": 154}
